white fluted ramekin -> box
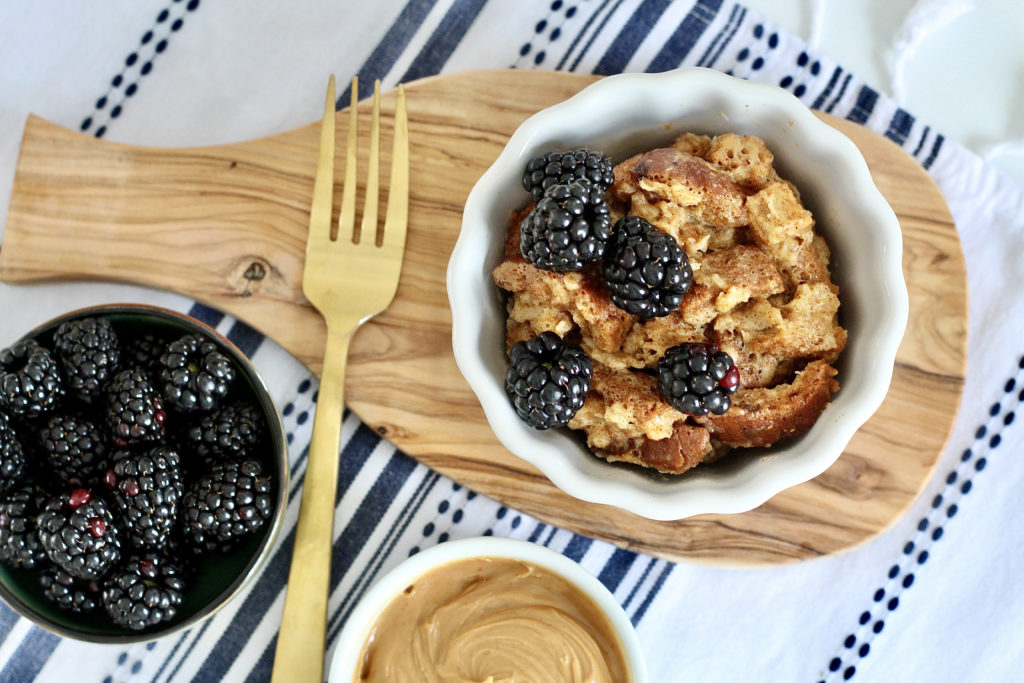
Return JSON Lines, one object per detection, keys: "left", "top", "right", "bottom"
{"left": 447, "top": 68, "right": 908, "bottom": 521}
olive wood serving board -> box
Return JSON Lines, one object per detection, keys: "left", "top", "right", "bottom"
{"left": 0, "top": 70, "right": 967, "bottom": 566}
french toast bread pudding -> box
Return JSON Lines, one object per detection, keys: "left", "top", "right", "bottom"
{"left": 495, "top": 134, "right": 846, "bottom": 475}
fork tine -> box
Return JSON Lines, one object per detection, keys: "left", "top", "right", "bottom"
{"left": 359, "top": 80, "right": 381, "bottom": 245}
{"left": 306, "top": 75, "right": 335, "bottom": 248}
{"left": 382, "top": 84, "right": 408, "bottom": 251}
{"left": 336, "top": 77, "right": 359, "bottom": 243}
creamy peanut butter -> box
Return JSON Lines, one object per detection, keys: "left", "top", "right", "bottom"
{"left": 354, "top": 556, "right": 631, "bottom": 683}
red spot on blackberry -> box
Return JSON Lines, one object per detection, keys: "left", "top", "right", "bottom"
{"left": 87, "top": 516, "right": 107, "bottom": 537}
{"left": 68, "top": 489, "right": 92, "bottom": 509}
{"left": 104, "top": 469, "right": 118, "bottom": 489}
{"left": 121, "top": 479, "right": 140, "bottom": 496}
{"left": 154, "top": 409, "right": 166, "bottom": 425}
{"left": 139, "top": 559, "right": 157, "bottom": 578}
{"left": 720, "top": 365, "right": 741, "bottom": 390}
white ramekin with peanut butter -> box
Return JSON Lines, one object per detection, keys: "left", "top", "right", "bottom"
{"left": 328, "top": 537, "right": 647, "bottom": 683}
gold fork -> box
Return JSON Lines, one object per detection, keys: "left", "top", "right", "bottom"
{"left": 271, "top": 75, "right": 408, "bottom": 683}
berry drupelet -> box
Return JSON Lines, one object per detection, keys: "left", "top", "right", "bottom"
{"left": 184, "top": 401, "right": 268, "bottom": 463}
{"left": 105, "top": 368, "right": 166, "bottom": 447}
{"left": 522, "top": 148, "right": 615, "bottom": 203}
{"left": 181, "top": 459, "right": 274, "bottom": 553}
{"left": 52, "top": 317, "right": 121, "bottom": 403}
{"left": 122, "top": 333, "right": 170, "bottom": 375}
{"left": 106, "top": 446, "right": 184, "bottom": 550}
{"left": 40, "top": 566, "right": 101, "bottom": 613}
{"left": 656, "top": 343, "right": 740, "bottom": 416}
{"left": 102, "top": 553, "right": 186, "bottom": 630}
{"left": 520, "top": 179, "right": 612, "bottom": 272}
{"left": 158, "top": 334, "right": 235, "bottom": 413}
{"left": 0, "top": 485, "right": 49, "bottom": 569}
{"left": 0, "top": 339, "right": 64, "bottom": 418}
{"left": 603, "top": 216, "right": 693, "bottom": 320}
{"left": 39, "top": 414, "right": 109, "bottom": 487}
{"left": 0, "top": 412, "right": 26, "bottom": 495}
{"left": 37, "top": 488, "right": 121, "bottom": 581}
{"left": 504, "top": 331, "right": 593, "bottom": 430}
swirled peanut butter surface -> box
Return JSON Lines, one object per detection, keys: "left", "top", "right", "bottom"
{"left": 354, "top": 556, "right": 630, "bottom": 683}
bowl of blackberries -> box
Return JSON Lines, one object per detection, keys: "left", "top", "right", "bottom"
{"left": 0, "top": 304, "right": 287, "bottom": 642}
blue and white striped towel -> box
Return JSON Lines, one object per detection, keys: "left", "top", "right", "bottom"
{"left": 0, "top": 1, "right": 1021, "bottom": 681}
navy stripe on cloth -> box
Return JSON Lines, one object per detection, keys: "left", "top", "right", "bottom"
{"left": 568, "top": 0, "right": 627, "bottom": 72}
{"left": 187, "top": 302, "right": 225, "bottom": 328}
{"left": 846, "top": 85, "right": 879, "bottom": 124}
{"left": 326, "top": 472, "right": 442, "bottom": 646}
{"left": 631, "top": 562, "right": 673, "bottom": 625}
{"left": 226, "top": 319, "right": 265, "bottom": 358}
{"left": 562, "top": 534, "right": 593, "bottom": 562}
{"left": 923, "top": 134, "right": 945, "bottom": 170}
{"left": 811, "top": 66, "right": 843, "bottom": 110}
{"left": 401, "top": 0, "right": 490, "bottom": 82}
{"left": 884, "top": 108, "right": 915, "bottom": 146}
{"left": 336, "top": 0, "right": 441, "bottom": 106}
{"left": 825, "top": 73, "right": 853, "bottom": 113}
{"left": 0, "top": 629, "right": 61, "bottom": 681}
{"left": 696, "top": 3, "right": 743, "bottom": 67}
{"left": 555, "top": 0, "right": 617, "bottom": 71}
{"left": 912, "top": 125, "right": 931, "bottom": 157}
{"left": 592, "top": 0, "right": 672, "bottom": 75}
{"left": 621, "top": 557, "right": 655, "bottom": 611}
{"left": 0, "top": 606, "right": 19, "bottom": 644}
{"left": 527, "top": 521, "right": 548, "bottom": 543}
{"left": 330, "top": 469, "right": 438, "bottom": 627}
{"left": 245, "top": 647, "right": 274, "bottom": 683}
{"left": 646, "top": 0, "right": 724, "bottom": 73}
{"left": 598, "top": 548, "right": 639, "bottom": 593}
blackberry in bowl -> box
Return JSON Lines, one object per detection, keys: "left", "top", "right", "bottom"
{"left": 0, "top": 304, "right": 287, "bottom": 642}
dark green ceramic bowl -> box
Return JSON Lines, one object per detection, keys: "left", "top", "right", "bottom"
{"left": 0, "top": 304, "right": 288, "bottom": 643}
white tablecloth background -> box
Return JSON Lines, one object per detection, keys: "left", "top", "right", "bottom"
{"left": 1, "top": 1, "right": 1021, "bottom": 681}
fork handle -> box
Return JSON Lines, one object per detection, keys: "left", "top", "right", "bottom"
{"left": 271, "top": 326, "right": 349, "bottom": 683}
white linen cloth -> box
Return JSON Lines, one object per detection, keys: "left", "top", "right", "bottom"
{"left": 0, "top": 1, "right": 1021, "bottom": 681}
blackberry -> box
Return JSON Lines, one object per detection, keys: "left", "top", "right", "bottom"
{"left": 37, "top": 488, "right": 121, "bottom": 580}
{"left": 105, "top": 368, "right": 166, "bottom": 447}
{"left": 520, "top": 179, "right": 612, "bottom": 272}
{"left": 39, "top": 414, "right": 109, "bottom": 487}
{"left": 0, "top": 485, "right": 48, "bottom": 569}
{"left": 504, "top": 331, "right": 592, "bottom": 430}
{"left": 106, "top": 446, "right": 184, "bottom": 549}
{"left": 656, "top": 343, "right": 740, "bottom": 416}
{"left": 0, "top": 412, "right": 26, "bottom": 495}
{"left": 522, "top": 148, "right": 615, "bottom": 203}
{"left": 102, "top": 553, "right": 185, "bottom": 630}
{"left": 122, "top": 333, "right": 169, "bottom": 375}
{"left": 52, "top": 317, "right": 121, "bottom": 403}
{"left": 184, "top": 401, "right": 267, "bottom": 463}
{"left": 182, "top": 459, "right": 273, "bottom": 552}
{"left": 603, "top": 216, "right": 692, "bottom": 320}
{"left": 158, "top": 334, "right": 235, "bottom": 412}
{"left": 40, "top": 566, "right": 100, "bottom": 613}
{"left": 0, "top": 339, "right": 64, "bottom": 418}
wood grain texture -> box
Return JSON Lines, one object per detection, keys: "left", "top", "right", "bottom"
{"left": 0, "top": 70, "right": 967, "bottom": 566}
